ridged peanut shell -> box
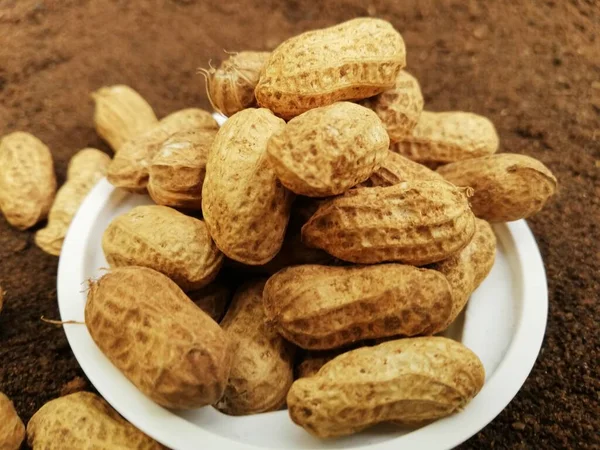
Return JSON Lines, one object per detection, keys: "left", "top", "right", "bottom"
{"left": 437, "top": 153, "right": 558, "bottom": 222}
{"left": 267, "top": 102, "right": 389, "bottom": 197}
{"left": 431, "top": 219, "right": 496, "bottom": 328}
{"left": 215, "top": 280, "right": 295, "bottom": 415}
{"left": 302, "top": 181, "right": 476, "bottom": 265}
{"left": 287, "top": 336, "right": 485, "bottom": 438}
{"left": 202, "top": 108, "right": 292, "bottom": 265}
{"left": 391, "top": 111, "right": 499, "bottom": 167}
{"left": 107, "top": 108, "right": 218, "bottom": 192}
{"left": 147, "top": 129, "right": 217, "bottom": 210}
{"left": 0, "top": 392, "right": 25, "bottom": 450}
{"left": 263, "top": 264, "right": 453, "bottom": 350}
{"left": 187, "top": 281, "right": 232, "bottom": 322}
{"left": 202, "top": 51, "right": 271, "bottom": 117}
{"left": 85, "top": 267, "right": 232, "bottom": 409}
{"left": 296, "top": 345, "right": 363, "bottom": 379}
{"left": 92, "top": 85, "right": 158, "bottom": 152}
{"left": 35, "top": 149, "right": 110, "bottom": 256}
{"left": 362, "top": 70, "right": 424, "bottom": 142}
{"left": 256, "top": 18, "right": 406, "bottom": 119}
{"left": 0, "top": 132, "right": 57, "bottom": 230}
{"left": 359, "top": 151, "right": 444, "bottom": 188}
{"left": 27, "top": 392, "right": 164, "bottom": 449}
{"left": 102, "top": 205, "right": 223, "bottom": 291}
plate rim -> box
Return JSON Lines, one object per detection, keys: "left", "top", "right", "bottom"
{"left": 57, "top": 178, "right": 548, "bottom": 450}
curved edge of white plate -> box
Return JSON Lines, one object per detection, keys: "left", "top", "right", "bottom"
{"left": 57, "top": 179, "right": 548, "bottom": 450}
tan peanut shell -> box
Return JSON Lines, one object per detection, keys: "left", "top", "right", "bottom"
{"left": 201, "top": 51, "right": 271, "bottom": 117}
{"left": 35, "top": 149, "right": 110, "bottom": 256}
{"left": 107, "top": 108, "right": 218, "bottom": 192}
{"left": 437, "top": 153, "right": 558, "bottom": 222}
{"left": 267, "top": 102, "right": 389, "bottom": 197}
{"left": 295, "top": 346, "right": 362, "bottom": 379}
{"left": 0, "top": 392, "right": 25, "bottom": 450}
{"left": 431, "top": 219, "right": 496, "bottom": 328}
{"left": 202, "top": 108, "right": 292, "bottom": 265}
{"left": 147, "top": 129, "right": 217, "bottom": 210}
{"left": 359, "top": 151, "right": 444, "bottom": 188}
{"left": 215, "top": 280, "right": 295, "bottom": 415}
{"left": 27, "top": 392, "right": 164, "bottom": 449}
{"left": 362, "top": 70, "right": 424, "bottom": 142}
{"left": 102, "top": 205, "right": 223, "bottom": 291}
{"left": 287, "top": 336, "right": 485, "bottom": 438}
{"left": 391, "top": 111, "right": 499, "bottom": 167}
{"left": 92, "top": 85, "right": 158, "bottom": 152}
{"left": 86, "top": 267, "right": 232, "bottom": 409}
{"left": 255, "top": 18, "right": 406, "bottom": 119}
{"left": 187, "top": 281, "right": 232, "bottom": 322}
{"left": 0, "top": 132, "right": 57, "bottom": 230}
{"left": 263, "top": 264, "right": 453, "bottom": 350}
{"left": 302, "top": 181, "right": 476, "bottom": 265}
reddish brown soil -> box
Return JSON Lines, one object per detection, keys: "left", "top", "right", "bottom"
{"left": 0, "top": 1, "right": 598, "bottom": 448}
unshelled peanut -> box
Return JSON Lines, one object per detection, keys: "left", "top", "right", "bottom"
{"left": 391, "top": 111, "right": 499, "bottom": 167}
{"left": 255, "top": 18, "right": 406, "bottom": 119}
{"left": 107, "top": 108, "right": 218, "bottom": 192}
{"left": 302, "top": 180, "right": 476, "bottom": 265}
{"left": 27, "top": 392, "right": 164, "bottom": 449}
{"left": 359, "top": 151, "right": 444, "bottom": 188}
{"left": 201, "top": 51, "right": 271, "bottom": 117}
{"left": 102, "top": 205, "right": 223, "bottom": 291}
{"left": 147, "top": 129, "right": 217, "bottom": 210}
{"left": 35, "top": 148, "right": 110, "bottom": 256}
{"left": 215, "top": 280, "right": 294, "bottom": 415}
{"left": 431, "top": 219, "right": 496, "bottom": 328}
{"left": 202, "top": 108, "right": 292, "bottom": 265}
{"left": 263, "top": 264, "right": 453, "bottom": 350}
{"left": 92, "top": 85, "right": 158, "bottom": 152}
{"left": 267, "top": 102, "right": 389, "bottom": 197}
{"left": 0, "top": 132, "right": 57, "bottom": 230}
{"left": 437, "top": 153, "right": 558, "bottom": 222}
{"left": 187, "top": 281, "right": 232, "bottom": 322}
{"left": 362, "top": 70, "right": 424, "bottom": 142}
{"left": 86, "top": 267, "right": 232, "bottom": 409}
{"left": 0, "top": 392, "right": 25, "bottom": 450}
{"left": 287, "top": 337, "right": 485, "bottom": 438}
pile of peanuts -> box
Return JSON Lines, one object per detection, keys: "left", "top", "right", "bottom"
{"left": 0, "top": 18, "right": 557, "bottom": 449}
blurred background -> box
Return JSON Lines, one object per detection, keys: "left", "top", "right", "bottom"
{"left": 0, "top": 1, "right": 598, "bottom": 448}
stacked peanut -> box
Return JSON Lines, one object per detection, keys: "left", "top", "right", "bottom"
{"left": 0, "top": 18, "right": 557, "bottom": 448}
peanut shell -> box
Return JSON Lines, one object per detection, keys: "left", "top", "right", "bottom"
{"left": 147, "top": 129, "right": 216, "bottom": 210}
{"left": 302, "top": 180, "right": 476, "bottom": 265}
{"left": 27, "top": 392, "right": 164, "bottom": 449}
{"left": 287, "top": 336, "right": 485, "bottom": 438}
{"left": 267, "top": 102, "right": 389, "bottom": 197}
{"left": 362, "top": 70, "right": 424, "bottom": 142}
{"left": 0, "top": 132, "right": 57, "bottom": 230}
{"left": 255, "top": 18, "right": 406, "bottom": 119}
{"left": 107, "top": 108, "right": 218, "bottom": 192}
{"left": 187, "top": 281, "right": 232, "bottom": 322}
{"left": 359, "top": 151, "right": 444, "bottom": 188}
{"left": 431, "top": 219, "right": 496, "bottom": 328}
{"left": 391, "top": 111, "right": 499, "bottom": 167}
{"left": 215, "top": 280, "right": 295, "bottom": 415}
{"left": 437, "top": 153, "right": 558, "bottom": 222}
{"left": 92, "top": 85, "right": 158, "bottom": 152}
{"left": 35, "top": 149, "right": 110, "bottom": 256}
{"left": 263, "top": 264, "right": 453, "bottom": 350}
{"left": 202, "top": 51, "right": 271, "bottom": 117}
{"left": 202, "top": 108, "right": 292, "bottom": 265}
{"left": 85, "top": 267, "right": 232, "bottom": 409}
{"left": 102, "top": 205, "right": 223, "bottom": 291}
{"left": 0, "top": 392, "right": 25, "bottom": 450}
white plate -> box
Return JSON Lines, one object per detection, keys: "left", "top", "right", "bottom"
{"left": 58, "top": 178, "right": 548, "bottom": 450}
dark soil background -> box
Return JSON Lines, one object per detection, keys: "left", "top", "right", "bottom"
{"left": 0, "top": 0, "right": 599, "bottom": 448}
